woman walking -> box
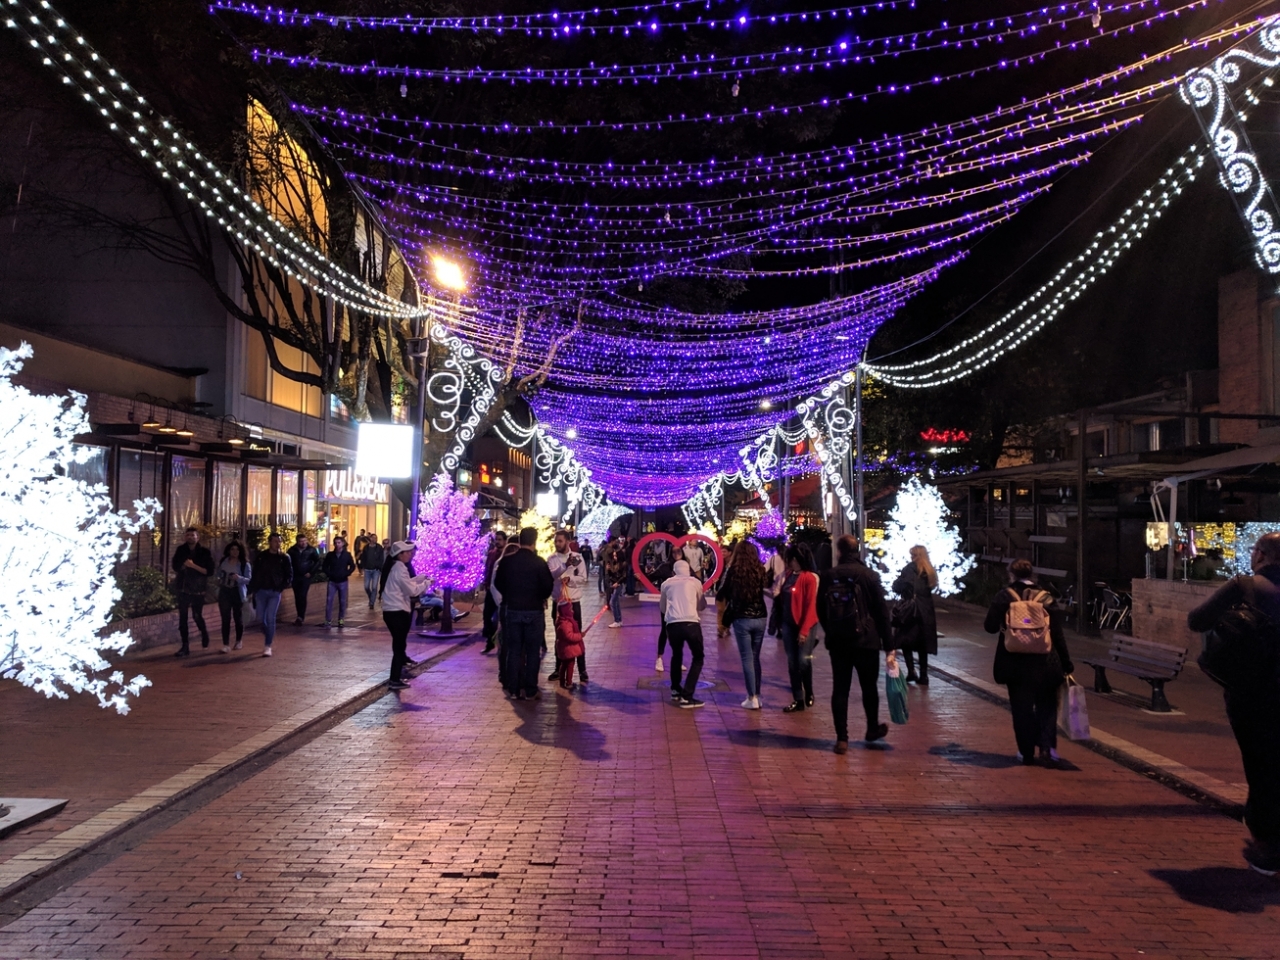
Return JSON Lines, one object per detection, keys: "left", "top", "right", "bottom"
{"left": 216, "top": 542, "right": 251, "bottom": 653}
{"left": 382, "top": 541, "right": 428, "bottom": 691}
{"left": 780, "top": 543, "right": 820, "bottom": 713}
{"left": 721, "top": 540, "right": 770, "bottom": 709}
{"left": 985, "top": 559, "right": 1074, "bottom": 766}
{"left": 892, "top": 545, "right": 938, "bottom": 685}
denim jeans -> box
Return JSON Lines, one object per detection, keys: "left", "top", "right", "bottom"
{"left": 363, "top": 569, "right": 379, "bottom": 606}
{"left": 253, "top": 590, "right": 281, "bottom": 647}
{"left": 503, "top": 608, "right": 546, "bottom": 696}
{"left": 325, "top": 580, "right": 349, "bottom": 621}
{"left": 732, "top": 617, "right": 766, "bottom": 697}
{"left": 609, "top": 583, "right": 625, "bottom": 623}
{"left": 217, "top": 587, "right": 244, "bottom": 644}
{"left": 176, "top": 595, "right": 208, "bottom": 646}
{"left": 780, "top": 620, "right": 814, "bottom": 703}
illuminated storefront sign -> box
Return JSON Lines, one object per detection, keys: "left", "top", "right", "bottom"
{"left": 323, "top": 471, "right": 390, "bottom": 504}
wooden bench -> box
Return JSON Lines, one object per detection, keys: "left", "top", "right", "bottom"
{"left": 1080, "top": 635, "right": 1187, "bottom": 712}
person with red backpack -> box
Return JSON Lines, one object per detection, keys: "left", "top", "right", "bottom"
{"left": 985, "top": 559, "right": 1075, "bottom": 767}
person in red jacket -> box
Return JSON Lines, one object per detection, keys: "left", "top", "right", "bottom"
{"left": 779, "top": 543, "right": 820, "bottom": 713}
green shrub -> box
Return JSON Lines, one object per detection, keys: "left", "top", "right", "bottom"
{"left": 112, "top": 566, "right": 177, "bottom": 621}
{"left": 959, "top": 564, "right": 1009, "bottom": 608}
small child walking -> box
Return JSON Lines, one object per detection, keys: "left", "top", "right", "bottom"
{"left": 554, "top": 600, "right": 586, "bottom": 688}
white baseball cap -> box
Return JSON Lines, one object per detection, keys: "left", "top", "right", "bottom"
{"left": 389, "top": 540, "right": 416, "bottom": 557}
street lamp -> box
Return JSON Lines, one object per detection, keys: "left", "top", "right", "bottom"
{"left": 431, "top": 255, "right": 468, "bottom": 293}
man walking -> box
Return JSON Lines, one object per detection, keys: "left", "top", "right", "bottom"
{"left": 322, "top": 536, "right": 357, "bottom": 627}
{"left": 817, "top": 535, "right": 895, "bottom": 754}
{"left": 548, "top": 529, "right": 589, "bottom": 683}
{"left": 247, "top": 533, "right": 292, "bottom": 657}
{"left": 287, "top": 533, "right": 320, "bottom": 625}
{"left": 358, "top": 536, "right": 385, "bottom": 610}
{"left": 661, "top": 560, "right": 707, "bottom": 708}
{"left": 1188, "top": 532, "right": 1280, "bottom": 875}
{"left": 481, "top": 530, "right": 508, "bottom": 653}
{"left": 171, "top": 526, "right": 214, "bottom": 657}
{"left": 493, "top": 527, "right": 555, "bottom": 700}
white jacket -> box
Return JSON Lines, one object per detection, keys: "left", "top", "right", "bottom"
{"left": 660, "top": 572, "right": 706, "bottom": 624}
{"left": 382, "top": 561, "right": 428, "bottom": 613}
{"left": 548, "top": 550, "right": 587, "bottom": 603}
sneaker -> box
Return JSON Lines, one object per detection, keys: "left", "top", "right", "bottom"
{"left": 678, "top": 697, "right": 705, "bottom": 709}
{"left": 233, "top": 641, "right": 242, "bottom": 650}
{"left": 368, "top": 602, "right": 375, "bottom": 610}
{"left": 338, "top": 619, "right": 345, "bottom": 627}
{"left": 579, "top": 676, "right": 589, "bottom": 685}
{"left": 1244, "top": 841, "right": 1280, "bottom": 876}
{"left": 221, "top": 644, "right": 230, "bottom": 654}
{"left": 671, "top": 690, "right": 682, "bottom": 701}
{"left": 548, "top": 670, "right": 561, "bottom": 681}
{"left": 293, "top": 617, "right": 303, "bottom": 626}
{"left": 655, "top": 657, "right": 664, "bottom": 672}
{"left": 323, "top": 621, "right": 332, "bottom": 628}
{"left": 388, "top": 680, "right": 410, "bottom": 691}
{"left": 263, "top": 647, "right": 273, "bottom": 657}
{"left": 864, "top": 723, "right": 889, "bottom": 742}
{"left": 608, "top": 621, "right": 622, "bottom": 629}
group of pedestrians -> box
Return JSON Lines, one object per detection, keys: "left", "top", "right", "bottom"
{"left": 171, "top": 527, "right": 394, "bottom": 659}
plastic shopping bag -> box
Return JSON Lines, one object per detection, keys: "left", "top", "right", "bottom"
{"left": 886, "top": 657, "right": 909, "bottom": 725}
{"left": 1057, "top": 676, "right": 1090, "bottom": 741}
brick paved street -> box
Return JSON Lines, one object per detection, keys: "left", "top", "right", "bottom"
{"left": 3, "top": 593, "right": 1279, "bottom": 959}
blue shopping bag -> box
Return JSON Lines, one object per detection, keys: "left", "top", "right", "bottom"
{"left": 886, "top": 658, "right": 909, "bottom": 725}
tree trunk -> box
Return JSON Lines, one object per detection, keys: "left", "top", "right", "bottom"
{"left": 439, "top": 586, "right": 455, "bottom": 636}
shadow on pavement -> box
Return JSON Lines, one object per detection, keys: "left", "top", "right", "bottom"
{"left": 722, "top": 728, "right": 831, "bottom": 751}
{"left": 510, "top": 690, "right": 612, "bottom": 762}
{"left": 574, "top": 684, "right": 651, "bottom": 715}
{"left": 1150, "top": 866, "right": 1280, "bottom": 913}
{"left": 930, "top": 742, "right": 1041, "bottom": 769}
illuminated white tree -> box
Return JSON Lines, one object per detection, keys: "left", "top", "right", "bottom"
{"left": 0, "top": 344, "right": 159, "bottom": 713}
{"left": 576, "top": 503, "right": 632, "bottom": 549}
{"left": 880, "top": 477, "right": 974, "bottom": 597}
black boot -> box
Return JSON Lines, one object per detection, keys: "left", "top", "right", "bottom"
{"left": 174, "top": 645, "right": 190, "bottom": 658}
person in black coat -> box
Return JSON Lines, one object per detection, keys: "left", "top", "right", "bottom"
{"left": 287, "top": 534, "right": 321, "bottom": 625}
{"left": 171, "top": 527, "right": 215, "bottom": 656}
{"left": 891, "top": 545, "right": 939, "bottom": 685}
{"left": 1187, "top": 532, "right": 1280, "bottom": 876}
{"left": 817, "top": 535, "right": 895, "bottom": 754}
{"left": 984, "top": 559, "right": 1074, "bottom": 767}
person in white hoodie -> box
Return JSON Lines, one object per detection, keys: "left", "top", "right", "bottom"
{"left": 382, "top": 541, "right": 428, "bottom": 691}
{"left": 660, "top": 560, "right": 708, "bottom": 709}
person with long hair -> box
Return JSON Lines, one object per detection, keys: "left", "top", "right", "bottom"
{"left": 892, "top": 545, "right": 939, "bottom": 684}
{"left": 721, "top": 540, "right": 770, "bottom": 709}
{"left": 780, "top": 543, "right": 820, "bottom": 712}
{"left": 216, "top": 541, "right": 251, "bottom": 653}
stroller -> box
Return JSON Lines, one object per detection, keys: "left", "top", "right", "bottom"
{"left": 554, "top": 599, "right": 585, "bottom": 688}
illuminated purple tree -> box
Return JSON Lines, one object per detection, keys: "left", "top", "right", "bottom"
{"left": 412, "top": 474, "right": 488, "bottom": 635}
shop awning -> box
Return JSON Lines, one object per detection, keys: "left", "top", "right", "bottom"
{"left": 1159, "top": 442, "right": 1280, "bottom": 485}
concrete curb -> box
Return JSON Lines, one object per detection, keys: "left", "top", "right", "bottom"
{"left": 0, "top": 632, "right": 479, "bottom": 903}
{"left": 929, "top": 660, "right": 1248, "bottom": 816}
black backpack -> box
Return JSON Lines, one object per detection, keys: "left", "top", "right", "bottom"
{"left": 1199, "top": 576, "right": 1280, "bottom": 698}
{"left": 822, "top": 572, "right": 878, "bottom": 649}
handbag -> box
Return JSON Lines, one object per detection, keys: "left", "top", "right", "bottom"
{"left": 886, "top": 658, "right": 909, "bottom": 724}
{"left": 1198, "top": 576, "right": 1280, "bottom": 697}
{"left": 1057, "top": 676, "right": 1090, "bottom": 740}
{"left": 891, "top": 595, "right": 922, "bottom": 630}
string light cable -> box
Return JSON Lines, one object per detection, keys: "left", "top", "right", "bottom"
{"left": 864, "top": 144, "right": 1206, "bottom": 387}
{"left": 2, "top": 0, "right": 446, "bottom": 326}
{"left": 240, "top": 0, "right": 1214, "bottom": 87}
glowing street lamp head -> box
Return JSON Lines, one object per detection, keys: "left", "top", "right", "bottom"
{"left": 431, "top": 256, "right": 468, "bottom": 292}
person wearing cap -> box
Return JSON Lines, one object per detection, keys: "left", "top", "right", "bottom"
{"left": 493, "top": 527, "right": 555, "bottom": 699}
{"left": 382, "top": 540, "right": 429, "bottom": 691}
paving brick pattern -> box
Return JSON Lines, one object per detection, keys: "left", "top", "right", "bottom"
{"left": 2, "top": 592, "right": 1278, "bottom": 959}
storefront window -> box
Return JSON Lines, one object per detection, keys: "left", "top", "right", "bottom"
{"left": 246, "top": 466, "right": 273, "bottom": 539}
{"left": 68, "top": 443, "right": 110, "bottom": 488}
{"left": 212, "top": 461, "right": 243, "bottom": 553}
{"left": 117, "top": 450, "right": 164, "bottom": 570}
{"left": 169, "top": 456, "right": 207, "bottom": 548}
{"left": 277, "top": 469, "right": 299, "bottom": 527}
